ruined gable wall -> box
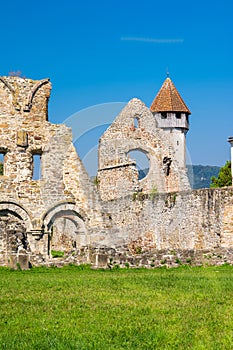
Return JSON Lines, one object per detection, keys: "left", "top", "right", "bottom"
{"left": 0, "top": 77, "right": 72, "bottom": 217}
{"left": 98, "top": 98, "right": 190, "bottom": 201}
{"left": 0, "top": 77, "right": 104, "bottom": 265}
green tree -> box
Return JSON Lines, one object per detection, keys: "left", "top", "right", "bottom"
{"left": 0, "top": 161, "right": 3, "bottom": 175}
{"left": 210, "top": 161, "right": 232, "bottom": 188}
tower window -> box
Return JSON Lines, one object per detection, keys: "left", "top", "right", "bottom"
{"left": 176, "top": 113, "right": 181, "bottom": 119}
{"left": 32, "top": 153, "right": 42, "bottom": 180}
{"left": 161, "top": 112, "right": 167, "bottom": 119}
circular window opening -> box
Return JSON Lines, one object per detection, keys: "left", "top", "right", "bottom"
{"left": 127, "top": 150, "right": 149, "bottom": 180}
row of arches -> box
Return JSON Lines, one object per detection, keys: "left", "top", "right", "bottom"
{"left": 0, "top": 201, "right": 87, "bottom": 263}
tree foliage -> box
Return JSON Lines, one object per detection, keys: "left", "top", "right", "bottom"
{"left": 210, "top": 161, "right": 232, "bottom": 188}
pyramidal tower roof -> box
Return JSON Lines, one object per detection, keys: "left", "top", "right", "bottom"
{"left": 150, "top": 77, "right": 191, "bottom": 114}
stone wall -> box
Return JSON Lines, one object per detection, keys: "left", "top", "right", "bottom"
{"left": 0, "top": 76, "right": 233, "bottom": 269}
{"left": 98, "top": 98, "right": 190, "bottom": 201}
{"left": 100, "top": 188, "right": 232, "bottom": 250}
{"left": 44, "top": 187, "right": 233, "bottom": 268}
{"left": 0, "top": 76, "right": 104, "bottom": 268}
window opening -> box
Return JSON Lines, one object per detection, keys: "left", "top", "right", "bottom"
{"left": 32, "top": 154, "right": 41, "bottom": 180}
{"left": 161, "top": 112, "right": 167, "bottom": 119}
{"left": 128, "top": 150, "right": 149, "bottom": 180}
{"left": 134, "top": 117, "right": 139, "bottom": 128}
{"left": 0, "top": 153, "right": 4, "bottom": 175}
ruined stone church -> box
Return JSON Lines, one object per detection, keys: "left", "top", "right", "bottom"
{"left": 0, "top": 75, "right": 233, "bottom": 269}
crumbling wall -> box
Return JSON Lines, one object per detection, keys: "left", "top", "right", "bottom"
{"left": 0, "top": 210, "right": 30, "bottom": 268}
{"left": 0, "top": 76, "right": 103, "bottom": 267}
{"left": 98, "top": 98, "right": 190, "bottom": 201}
{"left": 0, "top": 76, "right": 233, "bottom": 269}
{"left": 36, "top": 187, "right": 233, "bottom": 268}
{"left": 100, "top": 188, "right": 232, "bottom": 251}
{"left": 84, "top": 187, "right": 233, "bottom": 268}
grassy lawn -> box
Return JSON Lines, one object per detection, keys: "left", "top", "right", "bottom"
{"left": 0, "top": 265, "right": 233, "bottom": 350}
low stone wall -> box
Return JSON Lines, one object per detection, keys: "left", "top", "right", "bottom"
{"left": 27, "top": 246, "right": 233, "bottom": 269}
{"left": 97, "top": 187, "right": 233, "bottom": 252}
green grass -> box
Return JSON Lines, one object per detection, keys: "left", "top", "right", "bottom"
{"left": 0, "top": 265, "right": 233, "bottom": 349}
{"left": 51, "top": 250, "right": 65, "bottom": 258}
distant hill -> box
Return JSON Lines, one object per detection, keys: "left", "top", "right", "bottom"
{"left": 139, "top": 165, "right": 221, "bottom": 189}
{"left": 92, "top": 165, "right": 221, "bottom": 190}
{"left": 187, "top": 165, "right": 220, "bottom": 189}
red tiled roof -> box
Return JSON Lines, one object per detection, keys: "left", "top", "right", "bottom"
{"left": 150, "top": 77, "right": 191, "bottom": 114}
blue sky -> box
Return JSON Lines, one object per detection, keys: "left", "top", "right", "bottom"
{"left": 1, "top": 0, "right": 233, "bottom": 173}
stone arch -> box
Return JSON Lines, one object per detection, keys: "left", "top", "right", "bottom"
{"left": 0, "top": 77, "right": 15, "bottom": 94}
{"left": 0, "top": 202, "right": 32, "bottom": 231}
{"left": 0, "top": 203, "right": 31, "bottom": 266}
{"left": 0, "top": 78, "right": 19, "bottom": 111}
{"left": 24, "top": 79, "right": 50, "bottom": 111}
{"left": 42, "top": 202, "right": 88, "bottom": 254}
{"left": 42, "top": 202, "right": 86, "bottom": 227}
{"left": 127, "top": 148, "right": 150, "bottom": 181}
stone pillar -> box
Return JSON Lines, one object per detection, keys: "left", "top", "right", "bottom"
{"left": 227, "top": 137, "right": 233, "bottom": 182}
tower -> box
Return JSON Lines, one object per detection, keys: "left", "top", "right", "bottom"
{"left": 150, "top": 77, "right": 191, "bottom": 170}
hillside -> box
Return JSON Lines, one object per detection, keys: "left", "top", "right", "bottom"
{"left": 139, "top": 165, "right": 221, "bottom": 189}
{"left": 187, "top": 165, "right": 220, "bottom": 189}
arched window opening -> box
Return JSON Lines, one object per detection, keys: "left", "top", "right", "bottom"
{"left": 127, "top": 150, "right": 149, "bottom": 180}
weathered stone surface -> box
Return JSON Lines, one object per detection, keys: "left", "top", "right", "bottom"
{"left": 0, "top": 75, "right": 233, "bottom": 268}
{"left": 98, "top": 98, "right": 190, "bottom": 201}
{"left": 0, "top": 76, "right": 103, "bottom": 267}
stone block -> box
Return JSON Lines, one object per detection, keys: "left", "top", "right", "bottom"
{"left": 18, "top": 254, "right": 29, "bottom": 270}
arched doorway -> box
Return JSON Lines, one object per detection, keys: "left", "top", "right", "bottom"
{"left": 0, "top": 209, "right": 30, "bottom": 266}
{"left": 43, "top": 203, "right": 87, "bottom": 256}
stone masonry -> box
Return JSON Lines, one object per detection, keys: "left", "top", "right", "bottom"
{"left": 0, "top": 75, "right": 233, "bottom": 269}
{"left": 0, "top": 76, "right": 103, "bottom": 267}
